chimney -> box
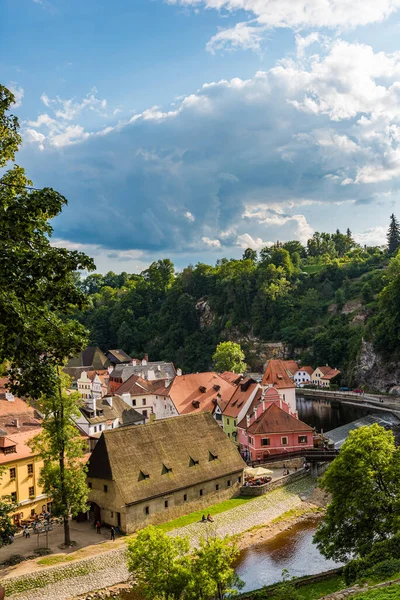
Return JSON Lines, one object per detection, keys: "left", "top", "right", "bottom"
{"left": 165, "top": 379, "right": 170, "bottom": 388}
{"left": 14, "top": 418, "right": 19, "bottom": 428}
{"left": 144, "top": 353, "right": 149, "bottom": 362}
{"left": 142, "top": 358, "right": 147, "bottom": 366}
{"left": 5, "top": 392, "right": 14, "bottom": 402}
{"left": 176, "top": 368, "right": 182, "bottom": 377}
{"left": 121, "top": 393, "right": 131, "bottom": 405}
{"left": 262, "top": 400, "right": 266, "bottom": 411}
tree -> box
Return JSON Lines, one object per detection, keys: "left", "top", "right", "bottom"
{"left": 0, "top": 470, "right": 16, "bottom": 547}
{"left": 314, "top": 424, "right": 400, "bottom": 561}
{"left": 242, "top": 248, "right": 257, "bottom": 263}
{"left": 387, "top": 213, "right": 400, "bottom": 255}
{"left": 127, "top": 527, "right": 242, "bottom": 600}
{"left": 29, "top": 380, "right": 89, "bottom": 546}
{"left": 212, "top": 341, "right": 246, "bottom": 374}
{"left": 127, "top": 526, "right": 192, "bottom": 600}
{"left": 187, "top": 535, "right": 243, "bottom": 600}
{"left": 0, "top": 84, "right": 95, "bottom": 546}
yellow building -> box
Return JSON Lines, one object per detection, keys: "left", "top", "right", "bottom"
{"left": 0, "top": 430, "right": 49, "bottom": 525}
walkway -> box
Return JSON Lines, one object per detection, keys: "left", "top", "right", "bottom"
{"left": 169, "top": 477, "right": 316, "bottom": 547}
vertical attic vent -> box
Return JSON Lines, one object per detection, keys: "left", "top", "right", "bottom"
{"left": 209, "top": 452, "right": 218, "bottom": 461}
{"left": 138, "top": 470, "right": 150, "bottom": 481}
{"left": 189, "top": 457, "right": 199, "bottom": 467}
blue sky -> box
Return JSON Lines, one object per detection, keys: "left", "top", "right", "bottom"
{"left": 3, "top": 0, "right": 400, "bottom": 272}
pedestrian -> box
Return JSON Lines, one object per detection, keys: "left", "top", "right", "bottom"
{"left": 110, "top": 526, "right": 115, "bottom": 541}
{"left": 96, "top": 520, "right": 101, "bottom": 534}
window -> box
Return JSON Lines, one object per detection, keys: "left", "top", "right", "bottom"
{"left": 183, "top": 494, "right": 187, "bottom": 502}
{"left": 31, "top": 508, "right": 35, "bottom": 517}
{"left": 215, "top": 483, "right": 219, "bottom": 491}
{"left": 227, "top": 432, "right": 230, "bottom": 438}
{"left": 99, "top": 425, "right": 102, "bottom": 431}
{"left": 189, "top": 457, "right": 199, "bottom": 467}
{"left": 142, "top": 399, "right": 146, "bottom": 406}
{"left": 298, "top": 435, "right": 308, "bottom": 444}
{"left": 199, "top": 489, "right": 203, "bottom": 497}
{"left": 164, "top": 500, "right": 168, "bottom": 509}
{"left": 162, "top": 464, "right": 173, "bottom": 474}
{"left": 238, "top": 477, "right": 241, "bottom": 484}
{"left": 94, "top": 426, "right": 97, "bottom": 433}
{"left": 27, "top": 463, "right": 33, "bottom": 475}
{"left": 111, "top": 511, "right": 114, "bottom": 518}
{"left": 227, "top": 418, "right": 230, "bottom": 425}
{"left": 261, "top": 438, "right": 270, "bottom": 446}
{"left": 227, "top": 480, "right": 231, "bottom": 487}
{"left": 29, "top": 486, "right": 34, "bottom": 497}
{"left": 132, "top": 399, "right": 136, "bottom": 406}
{"left": 9, "top": 467, "right": 16, "bottom": 480}
{"left": 11, "top": 492, "right": 17, "bottom": 503}
{"left": 139, "top": 471, "right": 150, "bottom": 481}
{"left": 215, "top": 413, "right": 222, "bottom": 421}
{"left": 142, "top": 410, "right": 148, "bottom": 418}
{"left": 283, "top": 394, "right": 286, "bottom": 401}
{"left": 88, "top": 482, "right": 92, "bottom": 489}
{"left": 281, "top": 437, "right": 288, "bottom": 445}
{"left": 234, "top": 420, "right": 237, "bottom": 426}
{"left": 248, "top": 437, "right": 254, "bottom": 445}
{"left": 103, "top": 484, "right": 108, "bottom": 492}
{"left": 145, "top": 506, "right": 149, "bottom": 515}
{"left": 209, "top": 451, "right": 218, "bottom": 461}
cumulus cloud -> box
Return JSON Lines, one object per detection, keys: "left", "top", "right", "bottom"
{"left": 8, "top": 83, "right": 24, "bottom": 108}
{"left": 167, "top": 0, "right": 400, "bottom": 52}
{"left": 236, "top": 233, "right": 272, "bottom": 250}
{"left": 19, "top": 37, "right": 400, "bottom": 259}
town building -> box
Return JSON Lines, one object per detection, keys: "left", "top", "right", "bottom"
{"left": 66, "top": 346, "right": 110, "bottom": 371}
{"left": 74, "top": 394, "right": 145, "bottom": 447}
{"left": 220, "top": 378, "right": 261, "bottom": 443}
{"left": 261, "top": 360, "right": 297, "bottom": 414}
{"left": 238, "top": 387, "right": 313, "bottom": 461}
{"left": 108, "top": 359, "right": 176, "bottom": 394}
{"left": 105, "top": 349, "right": 134, "bottom": 367}
{"left": 279, "top": 360, "right": 299, "bottom": 378}
{"left": 294, "top": 366, "right": 314, "bottom": 387}
{"left": 167, "top": 372, "right": 235, "bottom": 422}
{"left": 116, "top": 375, "right": 177, "bottom": 422}
{"left": 87, "top": 412, "right": 245, "bottom": 532}
{"left": 76, "top": 370, "right": 109, "bottom": 400}
{"left": 0, "top": 379, "right": 48, "bottom": 525}
{"left": 312, "top": 366, "right": 341, "bottom": 388}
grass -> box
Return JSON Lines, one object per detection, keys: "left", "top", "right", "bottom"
{"left": 352, "top": 585, "right": 400, "bottom": 599}
{"left": 37, "top": 555, "right": 76, "bottom": 566}
{"left": 297, "top": 574, "right": 346, "bottom": 599}
{"left": 302, "top": 264, "right": 327, "bottom": 274}
{"left": 155, "top": 496, "right": 256, "bottom": 533}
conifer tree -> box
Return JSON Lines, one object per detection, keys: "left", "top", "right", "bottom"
{"left": 387, "top": 214, "right": 400, "bottom": 255}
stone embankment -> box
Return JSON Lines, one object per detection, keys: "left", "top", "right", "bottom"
{"left": 321, "top": 577, "right": 400, "bottom": 598}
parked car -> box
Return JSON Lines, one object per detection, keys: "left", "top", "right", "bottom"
{"left": 339, "top": 387, "right": 352, "bottom": 392}
{"left": 353, "top": 388, "right": 363, "bottom": 394}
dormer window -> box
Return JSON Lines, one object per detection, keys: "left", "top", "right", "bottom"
{"left": 139, "top": 470, "right": 150, "bottom": 481}
{"left": 189, "top": 457, "right": 199, "bottom": 467}
{"left": 213, "top": 384, "right": 220, "bottom": 391}
{"left": 162, "top": 464, "right": 173, "bottom": 474}
{"left": 208, "top": 452, "right": 218, "bottom": 461}
{"left": 192, "top": 400, "right": 200, "bottom": 409}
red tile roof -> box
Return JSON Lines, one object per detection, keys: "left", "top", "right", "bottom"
{"left": 262, "top": 360, "right": 296, "bottom": 389}
{"left": 321, "top": 368, "right": 341, "bottom": 380}
{"left": 297, "top": 366, "right": 314, "bottom": 376}
{"left": 220, "top": 372, "right": 242, "bottom": 385}
{"left": 0, "top": 429, "right": 42, "bottom": 465}
{"left": 222, "top": 379, "right": 259, "bottom": 418}
{"left": 169, "top": 373, "right": 235, "bottom": 415}
{"left": 116, "top": 374, "right": 171, "bottom": 397}
{"left": 247, "top": 403, "right": 313, "bottom": 436}
{"left": 280, "top": 360, "right": 299, "bottom": 376}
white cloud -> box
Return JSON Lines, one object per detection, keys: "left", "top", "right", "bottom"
{"left": 202, "top": 237, "right": 221, "bottom": 248}
{"left": 8, "top": 83, "right": 24, "bottom": 108}
{"left": 24, "top": 128, "right": 46, "bottom": 151}
{"left": 168, "top": 0, "right": 400, "bottom": 52}
{"left": 41, "top": 87, "right": 107, "bottom": 120}
{"left": 236, "top": 233, "right": 272, "bottom": 250}
{"left": 184, "top": 211, "right": 195, "bottom": 222}
{"left": 50, "top": 125, "right": 89, "bottom": 148}
{"left": 353, "top": 226, "right": 387, "bottom": 246}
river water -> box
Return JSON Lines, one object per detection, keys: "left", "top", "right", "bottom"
{"left": 116, "top": 396, "right": 367, "bottom": 599}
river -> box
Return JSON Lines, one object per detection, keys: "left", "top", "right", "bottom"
{"left": 296, "top": 393, "right": 380, "bottom": 432}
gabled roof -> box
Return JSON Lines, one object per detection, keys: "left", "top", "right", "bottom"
{"left": 87, "top": 412, "right": 245, "bottom": 505}
{"left": 106, "top": 349, "right": 133, "bottom": 364}
{"left": 321, "top": 368, "right": 341, "bottom": 380}
{"left": 80, "top": 395, "right": 144, "bottom": 426}
{"left": 280, "top": 360, "right": 299, "bottom": 376}
{"left": 0, "top": 429, "right": 42, "bottom": 465}
{"left": 110, "top": 362, "right": 176, "bottom": 383}
{"left": 296, "top": 366, "right": 314, "bottom": 376}
{"left": 220, "top": 372, "right": 242, "bottom": 385}
{"left": 117, "top": 374, "right": 170, "bottom": 397}
{"left": 247, "top": 403, "right": 313, "bottom": 436}
{"left": 0, "top": 378, "right": 42, "bottom": 434}
{"left": 168, "top": 372, "right": 235, "bottom": 415}
{"left": 262, "top": 360, "right": 296, "bottom": 389}
{"left": 222, "top": 378, "right": 259, "bottom": 418}
{"left": 67, "top": 347, "right": 110, "bottom": 370}
{"left": 315, "top": 365, "right": 333, "bottom": 375}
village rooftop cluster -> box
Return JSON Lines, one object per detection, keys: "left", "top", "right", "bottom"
{"left": 0, "top": 348, "right": 339, "bottom": 534}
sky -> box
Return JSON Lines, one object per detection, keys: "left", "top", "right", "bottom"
{"left": 3, "top": 0, "right": 400, "bottom": 273}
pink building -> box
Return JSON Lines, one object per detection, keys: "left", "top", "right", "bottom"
{"left": 238, "top": 387, "right": 313, "bottom": 461}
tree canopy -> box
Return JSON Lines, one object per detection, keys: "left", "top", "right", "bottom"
{"left": 212, "top": 342, "right": 247, "bottom": 374}
{"left": 387, "top": 213, "right": 400, "bottom": 255}
{"left": 314, "top": 424, "right": 400, "bottom": 561}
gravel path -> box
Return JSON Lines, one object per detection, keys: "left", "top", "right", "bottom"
{"left": 169, "top": 477, "right": 316, "bottom": 547}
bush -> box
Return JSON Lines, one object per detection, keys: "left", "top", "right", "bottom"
{"left": 364, "top": 559, "right": 400, "bottom": 583}
{"left": 344, "top": 535, "right": 400, "bottom": 584}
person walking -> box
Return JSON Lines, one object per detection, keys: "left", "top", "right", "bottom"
{"left": 96, "top": 520, "right": 101, "bottom": 534}
{"left": 110, "top": 526, "right": 115, "bottom": 541}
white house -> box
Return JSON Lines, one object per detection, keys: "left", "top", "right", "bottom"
{"left": 116, "top": 375, "right": 178, "bottom": 422}
{"left": 294, "top": 366, "right": 314, "bottom": 387}
{"left": 77, "top": 371, "right": 109, "bottom": 400}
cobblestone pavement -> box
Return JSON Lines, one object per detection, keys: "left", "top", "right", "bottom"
{"left": 169, "top": 477, "right": 316, "bottom": 547}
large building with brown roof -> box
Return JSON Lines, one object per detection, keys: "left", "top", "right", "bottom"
{"left": 0, "top": 379, "right": 49, "bottom": 525}
{"left": 262, "top": 360, "right": 297, "bottom": 414}
{"left": 87, "top": 412, "right": 245, "bottom": 532}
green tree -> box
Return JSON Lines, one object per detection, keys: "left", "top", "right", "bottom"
{"left": 212, "top": 341, "right": 246, "bottom": 373}
{"left": 127, "top": 526, "right": 192, "bottom": 600}
{"left": 0, "top": 85, "right": 21, "bottom": 167}
{"left": 29, "top": 381, "right": 89, "bottom": 546}
{"left": 387, "top": 213, "right": 400, "bottom": 255}
{"left": 314, "top": 424, "right": 400, "bottom": 561}
{"left": 242, "top": 248, "right": 257, "bottom": 262}
{"left": 0, "top": 470, "right": 16, "bottom": 547}
{"left": 187, "top": 535, "right": 243, "bottom": 600}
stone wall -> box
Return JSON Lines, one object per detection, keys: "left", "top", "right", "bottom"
{"left": 240, "top": 470, "right": 309, "bottom": 497}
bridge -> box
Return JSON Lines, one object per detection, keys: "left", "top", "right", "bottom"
{"left": 245, "top": 448, "right": 339, "bottom": 477}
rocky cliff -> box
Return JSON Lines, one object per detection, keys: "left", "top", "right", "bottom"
{"left": 354, "top": 340, "right": 400, "bottom": 393}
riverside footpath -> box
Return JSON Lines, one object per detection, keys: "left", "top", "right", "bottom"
{"left": 0, "top": 478, "right": 316, "bottom": 600}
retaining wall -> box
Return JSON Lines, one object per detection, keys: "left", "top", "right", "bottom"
{"left": 240, "top": 470, "right": 309, "bottom": 497}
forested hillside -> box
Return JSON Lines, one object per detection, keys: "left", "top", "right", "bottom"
{"left": 74, "top": 222, "right": 400, "bottom": 386}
